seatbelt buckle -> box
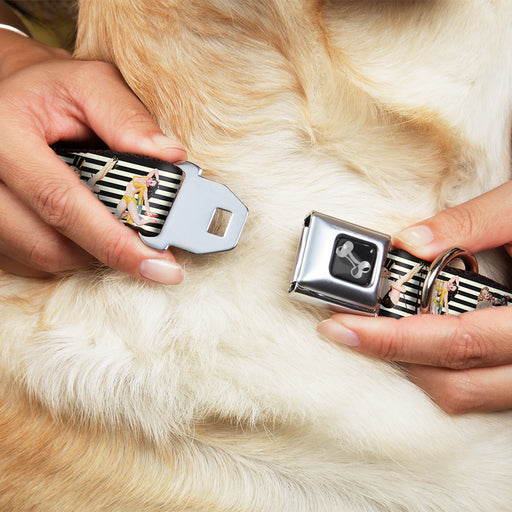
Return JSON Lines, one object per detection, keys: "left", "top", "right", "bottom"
{"left": 140, "top": 161, "right": 248, "bottom": 254}
{"left": 289, "top": 211, "right": 391, "bottom": 316}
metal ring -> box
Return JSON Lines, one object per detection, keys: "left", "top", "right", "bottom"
{"left": 419, "top": 247, "right": 478, "bottom": 314}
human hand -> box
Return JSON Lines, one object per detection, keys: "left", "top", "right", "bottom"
{"left": 318, "top": 180, "right": 512, "bottom": 414}
{"left": 0, "top": 30, "right": 186, "bottom": 283}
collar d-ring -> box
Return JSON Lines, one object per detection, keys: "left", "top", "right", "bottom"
{"left": 419, "top": 247, "right": 479, "bottom": 314}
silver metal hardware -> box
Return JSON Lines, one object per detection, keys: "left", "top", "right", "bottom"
{"left": 140, "top": 161, "right": 248, "bottom": 254}
{"left": 289, "top": 212, "right": 391, "bottom": 316}
{"left": 419, "top": 247, "right": 478, "bottom": 314}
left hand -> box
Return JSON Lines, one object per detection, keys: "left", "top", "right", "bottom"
{"left": 318, "top": 180, "right": 512, "bottom": 414}
{"left": 0, "top": 31, "right": 186, "bottom": 283}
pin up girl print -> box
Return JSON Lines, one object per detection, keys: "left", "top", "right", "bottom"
{"left": 380, "top": 262, "right": 423, "bottom": 310}
{"left": 71, "top": 155, "right": 119, "bottom": 193}
{"left": 476, "top": 286, "right": 494, "bottom": 308}
{"left": 430, "top": 275, "right": 459, "bottom": 315}
{"left": 477, "top": 287, "right": 511, "bottom": 307}
{"left": 114, "top": 169, "right": 160, "bottom": 226}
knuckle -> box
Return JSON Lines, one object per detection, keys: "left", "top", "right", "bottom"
{"left": 115, "top": 103, "right": 152, "bottom": 129}
{"left": 51, "top": 47, "right": 72, "bottom": 60}
{"left": 68, "top": 61, "right": 123, "bottom": 102}
{"left": 78, "top": 60, "right": 120, "bottom": 81}
{"left": 28, "top": 238, "right": 64, "bottom": 274}
{"left": 442, "top": 317, "right": 487, "bottom": 369}
{"left": 374, "top": 328, "right": 403, "bottom": 360}
{"left": 435, "top": 371, "right": 483, "bottom": 414}
{"left": 442, "top": 204, "right": 476, "bottom": 241}
{"left": 34, "top": 182, "right": 76, "bottom": 231}
{"left": 109, "top": 108, "right": 156, "bottom": 152}
{"left": 101, "top": 232, "right": 131, "bottom": 270}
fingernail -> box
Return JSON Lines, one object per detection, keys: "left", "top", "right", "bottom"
{"left": 317, "top": 319, "right": 360, "bottom": 347}
{"left": 139, "top": 259, "right": 184, "bottom": 285}
{"left": 394, "top": 225, "right": 434, "bottom": 248}
{"left": 152, "top": 134, "right": 186, "bottom": 155}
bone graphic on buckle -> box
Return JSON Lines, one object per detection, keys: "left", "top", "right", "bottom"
{"left": 335, "top": 240, "right": 372, "bottom": 279}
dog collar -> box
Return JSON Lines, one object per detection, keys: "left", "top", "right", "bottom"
{"left": 56, "top": 148, "right": 248, "bottom": 254}
{"left": 289, "top": 211, "right": 511, "bottom": 317}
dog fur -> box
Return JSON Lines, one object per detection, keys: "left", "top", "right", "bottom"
{"left": 1, "top": 0, "right": 512, "bottom": 510}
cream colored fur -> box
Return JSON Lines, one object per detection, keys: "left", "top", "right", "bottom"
{"left": 1, "top": 1, "right": 512, "bottom": 510}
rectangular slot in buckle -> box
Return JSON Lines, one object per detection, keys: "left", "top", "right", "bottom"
{"left": 139, "top": 161, "right": 248, "bottom": 254}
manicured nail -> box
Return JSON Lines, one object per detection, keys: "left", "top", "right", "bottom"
{"left": 139, "top": 259, "right": 184, "bottom": 285}
{"left": 394, "top": 225, "right": 434, "bottom": 248}
{"left": 152, "top": 134, "right": 186, "bottom": 155}
{"left": 317, "top": 319, "right": 360, "bottom": 347}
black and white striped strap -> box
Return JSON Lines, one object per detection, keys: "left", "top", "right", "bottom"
{"left": 55, "top": 148, "right": 248, "bottom": 254}
{"left": 379, "top": 249, "right": 511, "bottom": 318}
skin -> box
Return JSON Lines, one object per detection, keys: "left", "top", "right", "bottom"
{"left": 0, "top": 18, "right": 186, "bottom": 283}
{"left": 318, "top": 180, "right": 512, "bottom": 414}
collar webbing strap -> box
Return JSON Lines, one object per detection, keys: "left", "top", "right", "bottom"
{"left": 55, "top": 148, "right": 248, "bottom": 254}
{"left": 58, "top": 149, "right": 181, "bottom": 237}
{"left": 379, "top": 249, "right": 511, "bottom": 318}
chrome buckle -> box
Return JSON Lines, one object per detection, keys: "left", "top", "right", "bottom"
{"left": 140, "top": 161, "right": 248, "bottom": 254}
{"left": 289, "top": 212, "right": 391, "bottom": 316}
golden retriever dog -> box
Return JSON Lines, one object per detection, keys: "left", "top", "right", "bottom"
{"left": 1, "top": 1, "right": 512, "bottom": 510}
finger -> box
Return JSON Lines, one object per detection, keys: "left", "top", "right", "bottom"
{"left": 0, "top": 181, "right": 93, "bottom": 272}
{"left": 404, "top": 363, "right": 512, "bottom": 414}
{"left": 0, "top": 61, "right": 185, "bottom": 284}
{"left": 56, "top": 61, "right": 187, "bottom": 162}
{"left": 0, "top": 139, "right": 184, "bottom": 284}
{"left": 0, "top": 254, "right": 53, "bottom": 278}
{"left": 317, "top": 306, "right": 512, "bottom": 369}
{"left": 392, "top": 180, "right": 512, "bottom": 260}
{"left": 4, "top": 59, "right": 187, "bottom": 163}
{"left": 0, "top": 31, "right": 72, "bottom": 79}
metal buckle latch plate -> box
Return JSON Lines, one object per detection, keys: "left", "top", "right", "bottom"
{"left": 140, "top": 161, "right": 248, "bottom": 254}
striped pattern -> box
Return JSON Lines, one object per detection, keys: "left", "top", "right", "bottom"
{"left": 380, "top": 249, "right": 511, "bottom": 318}
{"left": 379, "top": 252, "right": 427, "bottom": 318}
{"left": 58, "top": 150, "right": 183, "bottom": 237}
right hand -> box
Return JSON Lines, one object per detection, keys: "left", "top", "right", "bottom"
{"left": 318, "top": 180, "right": 512, "bottom": 414}
{"left": 0, "top": 30, "right": 186, "bottom": 284}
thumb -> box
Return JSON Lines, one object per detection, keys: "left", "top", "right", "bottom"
{"left": 67, "top": 61, "right": 187, "bottom": 163}
{"left": 392, "top": 180, "right": 512, "bottom": 260}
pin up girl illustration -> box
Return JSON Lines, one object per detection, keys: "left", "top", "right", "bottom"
{"left": 476, "top": 286, "right": 495, "bottom": 309}
{"left": 430, "top": 275, "right": 459, "bottom": 315}
{"left": 114, "top": 169, "right": 160, "bottom": 226}
{"left": 71, "top": 155, "right": 118, "bottom": 193}
{"left": 380, "top": 262, "right": 423, "bottom": 310}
